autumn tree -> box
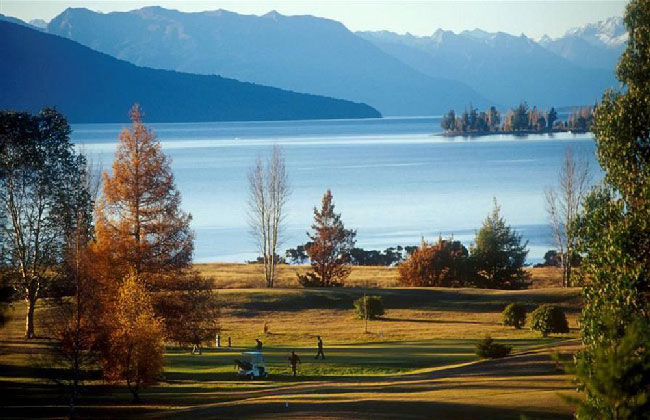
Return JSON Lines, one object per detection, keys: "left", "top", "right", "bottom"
{"left": 102, "top": 273, "right": 164, "bottom": 403}
{"left": 573, "top": 1, "right": 650, "bottom": 416}
{"left": 545, "top": 147, "right": 591, "bottom": 287}
{"left": 398, "top": 236, "right": 469, "bottom": 287}
{"left": 248, "top": 145, "right": 290, "bottom": 288}
{"left": 301, "top": 190, "right": 356, "bottom": 287}
{"left": 157, "top": 273, "right": 220, "bottom": 353}
{"left": 470, "top": 199, "right": 530, "bottom": 289}
{"left": 0, "top": 108, "right": 91, "bottom": 338}
{"left": 93, "top": 105, "right": 217, "bottom": 339}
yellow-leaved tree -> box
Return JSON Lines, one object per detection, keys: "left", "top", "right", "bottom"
{"left": 92, "top": 105, "right": 218, "bottom": 361}
{"left": 103, "top": 272, "right": 163, "bottom": 402}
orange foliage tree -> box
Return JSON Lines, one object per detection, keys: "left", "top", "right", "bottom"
{"left": 398, "top": 236, "right": 470, "bottom": 287}
{"left": 102, "top": 273, "right": 164, "bottom": 402}
{"left": 301, "top": 190, "right": 356, "bottom": 287}
{"left": 92, "top": 105, "right": 218, "bottom": 352}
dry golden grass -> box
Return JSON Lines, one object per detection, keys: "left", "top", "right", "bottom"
{"left": 195, "top": 263, "right": 562, "bottom": 289}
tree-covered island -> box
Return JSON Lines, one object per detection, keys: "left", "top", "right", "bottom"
{"left": 440, "top": 103, "right": 595, "bottom": 136}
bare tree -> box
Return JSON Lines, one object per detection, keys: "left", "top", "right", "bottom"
{"left": 248, "top": 146, "right": 290, "bottom": 288}
{"left": 545, "top": 147, "right": 592, "bottom": 287}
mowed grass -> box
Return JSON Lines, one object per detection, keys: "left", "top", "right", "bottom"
{"left": 0, "top": 281, "right": 581, "bottom": 419}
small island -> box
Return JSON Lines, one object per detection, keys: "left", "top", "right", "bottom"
{"left": 439, "top": 103, "right": 595, "bottom": 137}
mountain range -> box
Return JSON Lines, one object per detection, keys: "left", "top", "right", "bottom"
{"left": 539, "top": 16, "right": 627, "bottom": 71}
{"left": 357, "top": 25, "right": 619, "bottom": 108}
{"left": 44, "top": 7, "right": 489, "bottom": 116}
{"left": 2, "top": 9, "right": 627, "bottom": 119}
{"left": 0, "top": 20, "right": 380, "bottom": 123}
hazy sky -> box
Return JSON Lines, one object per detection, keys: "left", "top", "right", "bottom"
{"left": 1, "top": 0, "right": 627, "bottom": 38}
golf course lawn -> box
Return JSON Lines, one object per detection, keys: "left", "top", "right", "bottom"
{"left": 1, "top": 275, "right": 582, "bottom": 419}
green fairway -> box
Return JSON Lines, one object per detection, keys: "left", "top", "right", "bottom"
{"left": 0, "top": 286, "right": 581, "bottom": 419}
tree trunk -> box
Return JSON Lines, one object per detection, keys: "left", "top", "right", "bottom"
{"left": 25, "top": 297, "right": 36, "bottom": 339}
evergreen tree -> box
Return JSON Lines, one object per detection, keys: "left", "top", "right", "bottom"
{"left": 470, "top": 199, "right": 530, "bottom": 289}
{"left": 303, "top": 190, "right": 356, "bottom": 287}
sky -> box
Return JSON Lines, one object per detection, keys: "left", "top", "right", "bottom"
{"left": 0, "top": 0, "right": 627, "bottom": 39}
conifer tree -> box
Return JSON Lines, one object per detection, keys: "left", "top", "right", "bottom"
{"left": 303, "top": 190, "right": 356, "bottom": 287}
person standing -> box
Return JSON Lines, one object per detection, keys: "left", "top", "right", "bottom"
{"left": 288, "top": 351, "right": 301, "bottom": 377}
{"left": 315, "top": 336, "right": 325, "bottom": 359}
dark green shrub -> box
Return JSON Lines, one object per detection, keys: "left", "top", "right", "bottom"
{"left": 530, "top": 304, "right": 569, "bottom": 337}
{"left": 502, "top": 303, "right": 527, "bottom": 329}
{"left": 353, "top": 295, "right": 385, "bottom": 320}
{"left": 475, "top": 336, "right": 512, "bottom": 359}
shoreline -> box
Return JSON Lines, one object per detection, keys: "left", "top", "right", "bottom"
{"left": 437, "top": 129, "right": 591, "bottom": 138}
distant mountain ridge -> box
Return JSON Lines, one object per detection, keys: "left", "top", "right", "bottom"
{"left": 45, "top": 6, "right": 490, "bottom": 116}
{"left": 357, "top": 26, "right": 619, "bottom": 109}
{"left": 0, "top": 20, "right": 380, "bottom": 123}
{"left": 539, "top": 16, "right": 626, "bottom": 71}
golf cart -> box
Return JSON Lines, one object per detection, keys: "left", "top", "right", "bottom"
{"left": 235, "top": 351, "right": 268, "bottom": 380}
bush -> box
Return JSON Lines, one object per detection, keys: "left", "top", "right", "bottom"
{"left": 530, "top": 304, "right": 569, "bottom": 337}
{"left": 475, "top": 336, "right": 512, "bottom": 359}
{"left": 502, "top": 303, "right": 527, "bottom": 329}
{"left": 353, "top": 295, "right": 385, "bottom": 320}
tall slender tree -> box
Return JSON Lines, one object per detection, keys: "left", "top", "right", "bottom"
{"left": 248, "top": 146, "right": 290, "bottom": 288}
{"left": 572, "top": 1, "right": 650, "bottom": 416}
{"left": 545, "top": 147, "right": 591, "bottom": 287}
{"left": 303, "top": 190, "right": 356, "bottom": 287}
{"left": 0, "top": 109, "right": 90, "bottom": 338}
{"left": 93, "top": 105, "right": 217, "bottom": 345}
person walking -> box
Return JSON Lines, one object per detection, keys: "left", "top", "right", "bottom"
{"left": 315, "top": 336, "right": 325, "bottom": 359}
{"left": 255, "top": 338, "right": 263, "bottom": 351}
{"left": 288, "top": 351, "right": 301, "bottom": 377}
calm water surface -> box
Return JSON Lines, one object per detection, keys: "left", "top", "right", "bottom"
{"left": 72, "top": 117, "right": 600, "bottom": 264}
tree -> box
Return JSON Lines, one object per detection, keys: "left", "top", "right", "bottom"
{"left": 530, "top": 304, "right": 569, "bottom": 337}
{"left": 511, "top": 102, "right": 530, "bottom": 131}
{"left": 286, "top": 243, "right": 311, "bottom": 265}
{"left": 102, "top": 273, "right": 164, "bottom": 403}
{"left": 94, "top": 105, "right": 193, "bottom": 288}
{"left": 545, "top": 147, "right": 591, "bottom": 287}
{"left": 440, "top": 110, "right": 457, "bottom": 132}
{"left": 353, "top": 295, "right": 385, "bottom": 320}
{"left": 248, "top": 146, "right": 290, "bottom": 288}
{"left": 547, "top": 107, "right": 557, "bottom": 129}
{"left": 470, "top": 199, "right": 530, "bottom": 289}
{"left": 502, "top": 303, "right": 526, "bottom": 329}
{"left": 0, "top": 108, "right": 90, "bottom": 338}
{"left": 397, "top": 236, "right": 469, "bottom": 287}
{"left": 302, "top": 190, "right": 356, "bottom": 287}
{"left": 475, "top": 336, "right": 512, "bottom": 359}
{"left": 574, "top": 1, "right": 650, "bottom": 414}
{"left": 93, "top": 105, "right": 217, "bottom": 343}
{"left": 157, "top": 274, "right": 220, "bottom": 352}
{"left": 571, "top": 318, "right": 650, "bottom": 420}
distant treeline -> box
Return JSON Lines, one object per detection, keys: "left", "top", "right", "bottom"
{"left": 440, "top": 103, "right": 595, "bottom": 135}
{"left": 284, "top": 243, "right": 417, "bottom": 266}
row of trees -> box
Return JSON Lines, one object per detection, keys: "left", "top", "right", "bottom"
{"left": 441, "top": 103, "right": 595, "bottom": 135}
{"left": 280, "top": 193, "right": 530, "bottom": 289}
{"left": 0, "top": 106, "right": 219, "bottom": 406}
{"left": 286, "top": 243, "right": 415, "bottom": 266}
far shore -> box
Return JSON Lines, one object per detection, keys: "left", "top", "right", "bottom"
{"left": 436, "top": 128, "right": 591, "bottom": 138}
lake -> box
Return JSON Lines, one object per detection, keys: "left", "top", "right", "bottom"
{"left": 72, "top": 117, "right": 600, "bottom": 264}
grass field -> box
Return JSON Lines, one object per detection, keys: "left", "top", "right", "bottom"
{"left": 194, "top": 263, "right": 564, "bottom": 289}
{"left": 0, "top": 268, "right": 581, "bottom": 419}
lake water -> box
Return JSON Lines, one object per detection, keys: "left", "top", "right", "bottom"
{"left": 72, "top": 117, "right": 600, "bottom": 265}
